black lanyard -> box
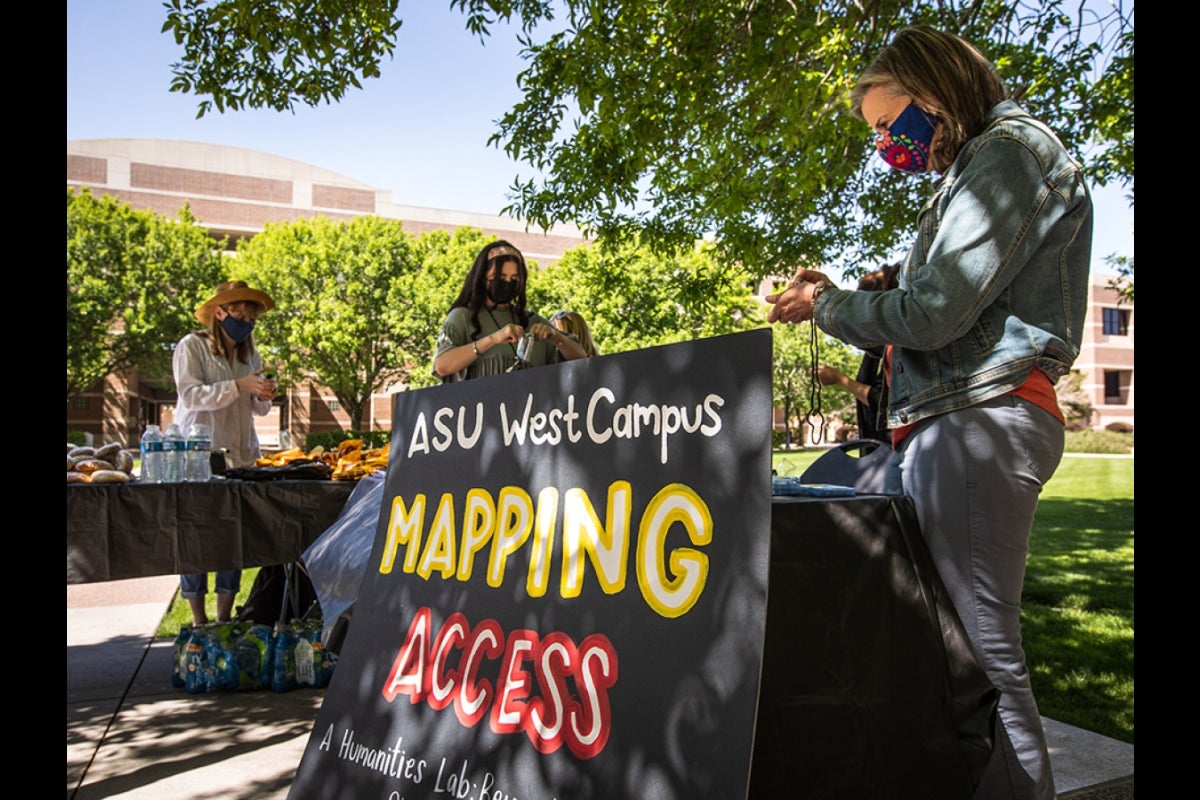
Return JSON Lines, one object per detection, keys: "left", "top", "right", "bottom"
{"left": 484, "top": 307, "right": 524, "bottom": 367}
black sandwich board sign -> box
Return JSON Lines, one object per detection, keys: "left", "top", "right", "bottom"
{"left": 289, "top": 328, "right": 774, "bottom": 800}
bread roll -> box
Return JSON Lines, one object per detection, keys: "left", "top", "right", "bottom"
{"left": 95, "top": 442, "right": 124, "bottom": 461}
{"left": 89, "top": 469, "right": 130, "bottom": 484}
{"left": 113, "top": 449, "right": 136, "bottom": 474}
{"left": 74, "top": 458, "right": 116, "bottom": 475}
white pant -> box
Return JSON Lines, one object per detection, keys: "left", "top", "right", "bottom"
{"left": 899, "top": 395, "right": 1063, "bottom": 800}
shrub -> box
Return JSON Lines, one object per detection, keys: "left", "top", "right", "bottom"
{"left": 67, "top": 430, "right": 89, "bottom": 445}
{"left": 1063, "top": 429, "right": 1133, "bottom": 455}
{"left": 305, "top": 429, "right": 391, "bottom": 452}
{"left": 773, "top": 428, "right": 811, "bottom": 449}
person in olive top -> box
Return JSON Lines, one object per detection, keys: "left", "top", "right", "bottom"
{"left": 433, "top": 240, "right": 587, "bottom": 381}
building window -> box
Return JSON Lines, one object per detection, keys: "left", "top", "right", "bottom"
{"left": 327, "top": 399, "right": 340, "bottom": 412}
{"left": 1104, "top": 370, "right": 1130, "bottom": 405}
{"left": 72, "top": 396, "right": 90, "bottom": 410}
{"left": 1102, "top": 307, "right": 1129, "bottom": 336}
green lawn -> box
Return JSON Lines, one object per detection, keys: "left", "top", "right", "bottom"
{"left": 1023, "top": 454, "right": 1134, "bottom": 744}
{"left": 155, "top": 567, "right": 261, "bottom": 639}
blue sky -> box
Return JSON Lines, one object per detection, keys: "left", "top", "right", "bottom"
{"left": 67, "top": 0, "right": 1133, "bottom": 271}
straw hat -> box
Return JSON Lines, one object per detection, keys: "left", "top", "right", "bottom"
{"left": 195, "top": 280, "right": 276, "bottom": 325}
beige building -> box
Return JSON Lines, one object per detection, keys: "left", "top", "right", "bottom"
{"left": 1074, "top": 272, "right": 1134, "bottom": 432}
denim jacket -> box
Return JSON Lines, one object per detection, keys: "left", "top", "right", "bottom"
{"left": 814, "top": 100, "right": 1093, "bottom": 428}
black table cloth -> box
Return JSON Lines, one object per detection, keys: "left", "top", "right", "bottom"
{"left": 751, "top": 495, "right": 996, "bottom": 799}
{"left": 66, "top": 479, "right": 355, "bottom": 584}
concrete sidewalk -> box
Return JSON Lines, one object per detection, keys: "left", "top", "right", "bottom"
{"left": 67, "top": 576, "right": 324, "bottom": 800}
{"left": 67, "top": 576, "right": 1133, "bottom": 799}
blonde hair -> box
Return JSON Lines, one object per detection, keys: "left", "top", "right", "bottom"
{"left": 551, "top": 311, "right": 599, "bottom": 357}
{"left": 851, "top": 25, "right": 1008, "bottom": 172}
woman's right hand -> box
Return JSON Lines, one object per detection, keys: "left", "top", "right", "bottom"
{"left": 236, "top": 370, "right": 272, "bottom": 399}
{"left": 817, "top": 365, "right": 844, "bottom": 386}
{"left": 491, "top": 323, "right": 525, "bottom": 345}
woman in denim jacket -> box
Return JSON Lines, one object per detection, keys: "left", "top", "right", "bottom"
{"left": 768, "top": 26, "right": 1092, "bottom": 800}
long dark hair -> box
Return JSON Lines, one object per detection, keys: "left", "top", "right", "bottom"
{"left": 857, "top": 263, "right": 901, "bottom": 292}
{"left": 449, "top": 239, "right": 531, "bottom": 334}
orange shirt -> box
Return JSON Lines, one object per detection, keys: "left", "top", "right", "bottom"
{"left": 884, "top": 346, "right": 1064, "bottom": 450}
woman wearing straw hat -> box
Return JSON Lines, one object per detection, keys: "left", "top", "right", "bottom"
{"left": 173, "top": 279, "right": 277, "bottom": 625}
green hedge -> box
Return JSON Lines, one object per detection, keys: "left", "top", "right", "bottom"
{"left": 304, "top": 429, "right": 391, "bottom": 452}
{"left": 67, "top": 430, "right": 89, "bottom": 446}
{"left": 1063, "top": 429, "right": 1133, "bottom": 454}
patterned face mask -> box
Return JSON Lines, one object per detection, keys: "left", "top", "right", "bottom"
{"left": 875, "top": 102, "right": 938, "bottom": 173}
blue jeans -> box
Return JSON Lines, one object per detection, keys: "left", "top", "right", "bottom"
{"left": 179, "top": 570, "right": 242, "bottom": 599}
{"left": 898, "top": 395, "right": 1063, "bottom": 800}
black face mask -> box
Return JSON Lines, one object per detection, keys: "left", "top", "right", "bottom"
{"left": 486, "top": 277, "right": 520, "bottom": 305}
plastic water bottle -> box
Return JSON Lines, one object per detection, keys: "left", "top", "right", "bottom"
{"left": 163, "top": 423, "right": 185, "bottom": 483}
{"left": 185, "top": 423, "right": 212, "bottom": 482}
{"left": 271, "top": 622, "right": 300, "bottom": 693}
{"left": 140, "top": 424, "right": 164, "bottom": 482}
{"left": 170, "top": 625, "right": 192, "bottom": 688}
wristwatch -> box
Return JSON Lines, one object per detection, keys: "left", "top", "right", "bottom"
{"left": 471, "top": 340, "right": 479, "bottom": 356}
{"left": 810, "top": 279, "right": 835, "bottom": 305}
